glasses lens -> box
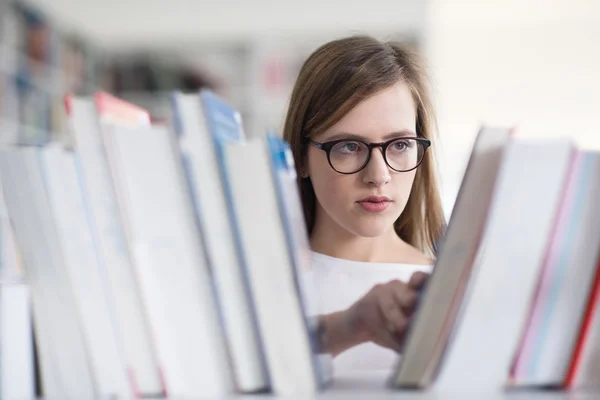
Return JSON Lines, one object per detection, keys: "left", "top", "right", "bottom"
{"left": 329, "top": 140, "right": 369, "bottom": 173}
{"left": 385, "top": 138, "right": 425, "bottom": 171}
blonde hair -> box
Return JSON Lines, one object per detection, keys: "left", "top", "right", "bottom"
{"left": 283, "top": 35, "right": 446, "bottom": 257}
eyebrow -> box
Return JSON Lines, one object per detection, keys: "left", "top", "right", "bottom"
{"left": 323, "top": 130, "right": 417, "bottom": 142}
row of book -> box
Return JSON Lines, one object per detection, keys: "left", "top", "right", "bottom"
{"left": 2, "top": 88, "right": 600, "bottom": 399}
{"left": 389, "top": 127, "right": 600, "bottom": 392}
{"left": 0, "top": 89, "right": 327, "bottom": 399}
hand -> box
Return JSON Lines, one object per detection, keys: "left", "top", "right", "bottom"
{"left": 318, "top": 271, "right": 429, "bottom": 356}
{"left": 345, "top": 271, "right": 429, "bottom": 352}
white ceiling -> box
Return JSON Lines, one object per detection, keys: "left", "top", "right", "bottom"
{"left": 22, "top": 0, "right": 600, "bottom": 52}
{"left": 22, "top": 0, "right": 426, "bottom": 49}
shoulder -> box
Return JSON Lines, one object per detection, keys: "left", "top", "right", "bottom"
{"left": 391, "top": 240, "right": 434, "bottom": 266}
{"left": 406, "top": 247, "right": 434, "bottom": 266}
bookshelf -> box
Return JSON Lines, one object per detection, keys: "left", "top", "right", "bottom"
{"left": 0, "top": 0, "right": 102, "bottom": 146}
{"left": 4, "top": 96, "right": 600, "bottom": 400}
{"left": 99, "top": 32, "right": 422, "bottom": 139}
{"left": 2, "top": 3, "right": 600, "bottom": 400}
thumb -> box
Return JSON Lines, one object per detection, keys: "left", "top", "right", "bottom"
{"left": 407, "top": 271, "right": 429, "bottom": 290}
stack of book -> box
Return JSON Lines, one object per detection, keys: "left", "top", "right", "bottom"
{"left": 1, "top": 89, "right": 600, "bottom": 399}
{"left": 0, "top": 90, "right": 325, "bottom": 399}
{"left": 391, "top": 127, "right": 600, "bottom": 393}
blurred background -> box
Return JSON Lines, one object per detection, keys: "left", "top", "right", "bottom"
{"left": 1, "top": 0, "right": 599, "bottom": 217}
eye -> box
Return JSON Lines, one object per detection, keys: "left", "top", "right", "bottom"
{"left": 332, "top": 141, "right": 363, "bottom": 155}
{"left": 342, "top": 142, "right": 359, "bottom": 152}
{"left": 391, "top": 139, "right": 412, "bottom": 152}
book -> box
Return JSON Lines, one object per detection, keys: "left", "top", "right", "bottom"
{"left": 432, "top": 137, "right": 576, "bottom": 391}
{"left": 0, "top": 147, "right": 96, "bottom": 398}
{"left": 67, "top": 95, "right": 164, "bottom": 396}
{"left": 510, "top": 150, "right": 600, "bottom": 386}
{"left": 171, "top": 89, "right": 269, "bottom": 393}
{"left": 267, "top": 133, "right": 331, "bottom": 384}
{"left": 40, "top": 144, "right": 132, "bottom": 398}
{"left": 0, "top": 282, "right": 35, "bottom": 399}
{"left": 102, "top": 123, "right": 234, "bottom": 398}
{"left": 223, "top": 135, "right": 320, "bottom": 396}
{"left": 390, "top": 126, "right": 513, "bottom": 388}
{"left": 567, "top": 254, "right": 600, "bottom": 389}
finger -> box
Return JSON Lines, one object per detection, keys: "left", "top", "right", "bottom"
{"left": 372, "top": 311, "right": 406, "bottom": 352}
{"left": 374, "top": 328, "right": 404, "bottom": 353}
{"left": 408, "top": 271, "right": 429, "bottom": 290}
{"left": 378, "top": 294, "right": 409, "bottom": 334}
{"left": 395, "top": 289, "right": 419, "bottom": 314}
{"left": 387, "top": 280, "right": 418, "bottom": 311}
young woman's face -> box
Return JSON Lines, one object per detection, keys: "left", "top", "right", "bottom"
{"left": 307, "top": 81, "right": 419, "bottom": 238}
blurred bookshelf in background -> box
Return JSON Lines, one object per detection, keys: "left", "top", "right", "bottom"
{"left": 0, "top": 0, "right": 100, "bottom": 145}
{"left": 0, "top": 0, "right": 421, "bottom": 145}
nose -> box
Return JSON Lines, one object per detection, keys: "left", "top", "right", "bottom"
{"left": 361, "top": 147, "right": 391, "bottom": 187}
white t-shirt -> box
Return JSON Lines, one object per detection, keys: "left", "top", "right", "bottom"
{"left": 311, "top": 251, "right": 433, "bottom": 380}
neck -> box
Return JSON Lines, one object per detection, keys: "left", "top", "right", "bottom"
{"left": 309, "top": 211, "right": 402, "bottom": 263}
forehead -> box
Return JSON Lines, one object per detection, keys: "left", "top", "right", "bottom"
{"left": 322, "top": 81, "right": 417, "bottom": 140}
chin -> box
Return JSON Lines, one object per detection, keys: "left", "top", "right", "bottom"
{"left": 346, "top": 221, "right": 393, "bottom": 238}
{"left": 341, "top": 208, "right": 401, "bottom": 238}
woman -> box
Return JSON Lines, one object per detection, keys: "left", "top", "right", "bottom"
{"left": 282, "top": 35, "right": 446, "bottom": 378}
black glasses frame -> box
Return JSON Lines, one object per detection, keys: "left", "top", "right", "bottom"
{"left": 307, "top": 137, "right": 431, "bottom": 175}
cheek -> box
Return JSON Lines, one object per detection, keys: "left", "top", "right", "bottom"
{"left": 308, "top": 155, "right": 353, "bottom": 207}
{"left": 392, "top": 171, "right": 417, "bottom": 205}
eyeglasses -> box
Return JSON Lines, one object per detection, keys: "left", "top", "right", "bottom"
{"left": 307, "top": 136, "right": 431, "bottom": 175}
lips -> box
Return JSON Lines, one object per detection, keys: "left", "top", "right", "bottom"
{"left": 357, "top": 196, "right": 392, "bottom": 213}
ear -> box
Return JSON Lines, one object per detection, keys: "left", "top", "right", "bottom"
{"left": 299, "top": 168, "right": 309, "bottom": 179}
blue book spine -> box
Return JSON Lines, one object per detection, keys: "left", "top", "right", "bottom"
{"left": 266, "top": 133, "right": 327, "bottom": 387}
{"left": 199, "top": 89, "right": 271, "bottom": 389}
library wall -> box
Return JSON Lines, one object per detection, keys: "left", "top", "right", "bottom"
{"left": 426, "top": 0, "right": 600, "bottom": 216}
{"left": 6, "top": 0, "right": 600, "bottom": 217}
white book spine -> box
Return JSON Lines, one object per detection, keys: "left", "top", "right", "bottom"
{"left": 70, "top": 99, "right": 163, "bottom": 396}
{"left": 40, "top": 146, "right": 132, "bottom": 398}
{"left": 0, "top": 148, "right": 96, "bottom": 398}
{"left": 224, "top": 139, "right": 317, "bottom": 396}
{"left": 0, "top": 283, "right": 36, "bottom": 400}
{"left": 103, "top": 124, "right": 234, "bottom": 398}
{"left": 433, "top": 139, "right": 575, "bottom": 391}
{"left": 175, "top": 93, "right": 268, "bottom": 392}
{"left": 512, "top": 152, "right": 600, "bottom": 385}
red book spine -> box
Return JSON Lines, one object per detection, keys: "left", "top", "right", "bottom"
{"left": 564, "top": 257, "right": 600, "bottom": 388}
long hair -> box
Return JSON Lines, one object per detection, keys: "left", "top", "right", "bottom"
{"left": 282, "top": 35, "right": 446, "bottom": 257}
